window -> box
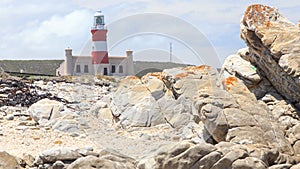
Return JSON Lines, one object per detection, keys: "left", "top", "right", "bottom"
{"left": 84, "top": 65, "right": 89, "bottom": 73}
{"left": 76, "top": 65, "right": 81, "bottom": 73}
{"left": 111, "top": 65, "right": 116, "bottom": 73}
{"left": 119, "top": 65, "right": 123, "bottom": 73}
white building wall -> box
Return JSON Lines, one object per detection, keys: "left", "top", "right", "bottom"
{"left": 56, "top": 61, "right": 65, "bottom": 76}
{"left": 72, "top": 56, "right": 94, "bottom": 76}
{"left": 94, "top": 64, "right": 110, "bottom": 75}
{"left": 56, "top": 50, "right": 134, "bottom": 76}
{"left": 108, "top": 57, "right": 127, "bottom": 76}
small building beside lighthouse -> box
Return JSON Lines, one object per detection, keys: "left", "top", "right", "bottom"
{"left": 56, "top": 11, "right": 134, "bottom": 76}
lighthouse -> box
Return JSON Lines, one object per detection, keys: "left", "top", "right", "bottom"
{"left": 91, "top": 11, "right": 109, "bottom": 75}
{"left": 56, "top": 10, "right": 135, "bottom": 76}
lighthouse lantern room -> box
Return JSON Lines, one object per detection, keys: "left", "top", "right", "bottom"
{"left": 93, "top": 11, "right": 105, "bottom": 30}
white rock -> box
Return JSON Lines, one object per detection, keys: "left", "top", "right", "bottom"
{"left": 35, "top": 147, "right": 82, "bottom": 164}
{"left": 28, "top": 99, "right": 64, "bottom": 126}
{"left": 5, "top": 114, "right": 14, "bottom": 120}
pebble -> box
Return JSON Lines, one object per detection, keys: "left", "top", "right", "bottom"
{"left": 79, "top": 134, "right": 86, "bottom": 139}
{"left": 47, "top": 81, "right": 54, "bottom": 86}
{"left": 19, "top": 116, "right": 31, "bottom": 121}
{"left": 5, "top": 114, "right": 14, "bottom": 120}
{"left": 141, "top": 134, "right": 151, "bottom": 140}
{"left": 24, "top": 121, "right": 36, "bottom": 126}
{"left": 16, "top": 90, "right": 22, "bottom": 95}
{"left": 52, "top": 160, "right": 65, "bottom": 169}
{"left": 70, "top": 132, "right": 80, "bottom": 137}
{"left": 16, "top": 126, "right": 28, "bottom": 131}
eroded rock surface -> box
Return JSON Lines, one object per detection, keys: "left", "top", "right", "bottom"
{"left": 240, "top": 4, "right": 300, "bottom": 103}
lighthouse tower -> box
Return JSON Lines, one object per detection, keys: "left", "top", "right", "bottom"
{"left": 91, "top": 11, "right": 109, "bottom": 75}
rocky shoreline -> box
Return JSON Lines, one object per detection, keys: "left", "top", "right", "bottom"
{"left": 1, "top": 4, "right": 300, "bottom": 169}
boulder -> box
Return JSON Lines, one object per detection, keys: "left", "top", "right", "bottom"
{"left": 0, "top": 151, "right": 20, "bottom": 169}
{"left": 293, "top": 140, "right": 300, "bottom": 155}
{"left": 52, "top": 161, "right": 65, "bottom": 169}
{"left": 232, "top": 157, "right": 267, "bottom": 169}
{"left": 110, "top": 65, "right": 219, "bottom": 129}
{"left": 222, "top": 49, "right": 262, "bottom": 86}
{"left": 191, "top": 151, "right": 222, "bottom": 169}
{"left": 163, "top": 65, "right": 218, "bottom": 100}
{"left": 240, "top": 4, "right": 300, "bottom": 103}
{"left": 210, "top": 148, "right": 248, "bottom": 169}
{"left": 35, "top": 148, "right": 80, "bottom": 164}
{"left": 5, "top": 114, "right": 14, "bottom": 121}
{"left": 291, "top": 163, "right": 300, "bottom": 169}
{"left": 141, "top": 73, "right": 166, "bottom": 100}
{"left": 68, "top": 149, "right": 136, "bottom": 169}
{"left": 157, "top": 94, "right": 195, "bottom": 128}
{"left": 222, "top": 48, "right": 273, "bottom": 98}
{"left": 22, "top": 153, "right": 35, "bottom": 167}
{"left": 110, "top": 76, "right": 165, "bottom": 128}
{"left": 194, "top": 72, "right": 294, "bottom": 155}
{"left": 180, "top": 122, "right": 211, "bottom": 143}
{"left": 200, "top": 103, "right": 229, "bottom": 142}
{"left": 223, "top": 108, "right": 257, "bottom": 128}
{"left": 68, "top": 156, "right": 112, "bottom": 169}
{"left": 28, "top": 98, "right": 64, "bottom": 126}
{"left": 34, "top": 147, "right": 94, "bottom": 164}
{"left": 137, "top": 141, "right": 216, "bottom": 169}
{"left": 268, "top": 164, "right": 293, "bottom": 169}
{"left": 214, "top": 142, "right": 283, "bottom": 167}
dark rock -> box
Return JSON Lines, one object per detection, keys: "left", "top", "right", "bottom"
{"left": 0, "top": 78, "right": 70, "bottom": 107}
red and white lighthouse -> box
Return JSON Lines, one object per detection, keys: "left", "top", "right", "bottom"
{"left": 91, "top": 11, "right": 109, "bottom": 75}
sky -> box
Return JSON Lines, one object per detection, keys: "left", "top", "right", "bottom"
{"left": 0, "top": 0, "right": 299, "bottom": 67}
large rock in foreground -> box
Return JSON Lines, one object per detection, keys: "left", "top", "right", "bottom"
{"left": 138, "top": 141, "right": 292, "bottom": 169}
{"left": 67, "top": 149, "right": 136, "bottom": 169}
{"left": 240, "top": 4, "right": 300, "bottom": 103}
{"left": 0, "top": 151, "right": 20, "bottom": 169}
{"left": 137, "top": 141, "right": 217, "bottom": 169}
{"left": 195, "top": 73, "right": 294, "bottom": 155}
{"left": 110, "top": 66, "right": 216, "bottom": 129}
{"left": 29, "top": 98, "right": 64, "bottom": 126}
{"left": 110, "top": 76, "right": 165, "bottom": 128}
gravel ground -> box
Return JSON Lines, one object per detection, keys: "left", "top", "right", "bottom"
{"left": 0, "top": 78, "right": 177, "bottom": 160}
{"left": 0, "top": 114, "right": 100, "bottom": 157}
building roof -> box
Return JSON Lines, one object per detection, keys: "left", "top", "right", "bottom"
{"left": 94, "top": 11, "right": 104, "bottom": 17}
{"left": 109, "top": 56, "right": 127, "bottom": 59}
{"left": 72, "top": 56, "right": 92, "bottom": 58}
{"left": 71, "top": 55, "right": 127, "bottom": 59}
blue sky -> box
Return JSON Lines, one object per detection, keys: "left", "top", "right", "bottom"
{"left": 0, "top": 0, "right": 299, "bottom": 66}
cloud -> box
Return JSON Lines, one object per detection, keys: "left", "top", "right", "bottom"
{"left": 0, "top": 0, "right": 299, "bottom": 63}
{"left": 24, "top": 10, "right": 92, "bottom": 42}
{"left": 0, "top": 9, "right": 93, "bottom": 59}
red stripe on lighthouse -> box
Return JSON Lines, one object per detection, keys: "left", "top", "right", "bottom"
{"left": 91, "top": 30, "right": 108, "bottom": 41}
{"left": 92, "top": 51, "right": 109, "bottom": 64}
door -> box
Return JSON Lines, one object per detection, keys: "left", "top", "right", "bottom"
{"left": 103, "top": 68, "right": 108, "bottom": 75}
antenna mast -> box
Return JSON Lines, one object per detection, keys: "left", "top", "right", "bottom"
{"left": 169, "top": 42, "right": 172, "bottom": 63}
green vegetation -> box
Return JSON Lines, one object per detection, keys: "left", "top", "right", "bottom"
{"left": 0, "top": 60, "right": 190, "bottom": 78}
{"left": 0, "top": 60, "right": 64, "bottom": 76}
